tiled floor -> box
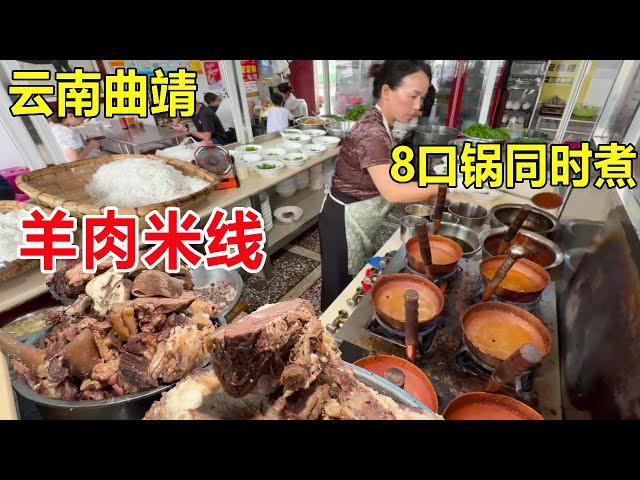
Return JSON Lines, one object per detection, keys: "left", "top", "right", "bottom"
{"left": 241, "top": 217, "right": 400, "bottom": 317}
{"left": 240, "top": 249, "right": 319, "bottom": 313}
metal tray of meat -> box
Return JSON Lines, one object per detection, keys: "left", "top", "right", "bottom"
{"left": 190, "top": 266, "right": 244, "bottom": 317}
{"left": 10, "top": 321, "right": 226, "bottom": 421}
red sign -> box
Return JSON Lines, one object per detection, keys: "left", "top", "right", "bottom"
{"left": 203, "top": 60, "right": 221, "bottom": 86}
{"left": 240, "top": 60, "right": 259, "bottom": 82}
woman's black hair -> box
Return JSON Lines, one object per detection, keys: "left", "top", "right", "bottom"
{"left": 368, "top": 60, "right": 432, "bottom": 99}
{"left": 277, "top": 82, "right": 293, "bottom": 94}
{"left": 204, "top": 92, "right": 220, "bottom": 104}
{"left": 271, "top": 92, "right": 284, "bottom": 106}
{"left": 48, "top": 108, "right": 75, "bottom": 123}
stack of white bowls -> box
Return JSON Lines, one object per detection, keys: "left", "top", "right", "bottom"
{"left": 275, "top": 177, "right": 298, "bottom": 199}
{"left": 259, "top": 192, "right": 273, "bottom": 232}
{"left": 310, "top": 164, "right": 324, "bottom": 190}
{"left": 296, "top": 170, "right": 310, "bottom": 190}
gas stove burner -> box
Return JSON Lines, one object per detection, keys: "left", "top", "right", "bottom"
{"left": 472, "top": 283, "right": 542, "bottom": 312}
{"left": 366, "top": 313, "right": 441, "bottom": 355}
{"left": 403, "top": 262, "right": 462, "bottom": 286}
{"left": 455, "top": 339, "right": 534, "bottom": 396}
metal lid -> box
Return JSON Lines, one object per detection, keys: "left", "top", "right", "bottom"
{"left": 194, "top": 145, "right": 233, "bottom": 175}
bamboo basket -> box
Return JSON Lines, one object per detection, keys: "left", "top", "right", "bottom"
{"left": 15, "top": 154, "right": 220, "bottom": 219}
{"left": 0, "top": 201, "right": 52, "bottom": 284}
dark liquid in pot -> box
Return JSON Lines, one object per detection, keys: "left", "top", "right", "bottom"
{"left": 443, "top": 236, "right": 475, "bottom": 255}
{"left": 484, "top": 234, "right": 555, "bottom": 267}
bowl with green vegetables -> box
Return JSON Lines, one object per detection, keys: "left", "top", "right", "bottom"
{"left": 253, "top": 159, "right": 284, "bottom": 177}
{"left": 462, "top": 123, "right": 511, "bottom": 143}
{"left": 282, "top": 152, "right": 309, "bottom": 170}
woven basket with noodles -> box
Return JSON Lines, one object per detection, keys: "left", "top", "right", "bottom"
{"left": 15, "top": 154, "right": 220, "bottom": 219}
{"left": 0, "top": 201, "right": 52, "bottom": 284}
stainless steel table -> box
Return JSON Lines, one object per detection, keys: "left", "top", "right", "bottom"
{"left": 75, "top": 119, "right": 187, "bottom": 154}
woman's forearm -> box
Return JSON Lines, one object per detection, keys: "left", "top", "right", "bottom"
{"left": 368, "top": 164, "right": 439, "bottom": 203}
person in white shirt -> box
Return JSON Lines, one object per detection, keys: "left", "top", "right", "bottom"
{"left": 48, "top": 110, "right": 101, "bottom": 162}
{"left": 216, "top": 97, "right": 234, "bottom": 132}
{"left": 277, "top": 82, "right": 302, "bottom": 118}
{"left": 266, "top": 93, "right": 294, "bottom": 133}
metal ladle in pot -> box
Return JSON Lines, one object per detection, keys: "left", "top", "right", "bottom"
{"left": 482, "top": 244, "right": 527, "bottom": 302}
{"left": 485, "top": 343, "right": 542, "bottom": 393}
{"left": 404, "top": 289, "right": 420, "bottom": 362}
{"left": 497, "top": 204, "right": 531, "bottom": 255}
{"left": 432, "top": 185, "right": 448, "bottom": 235}
{"left": 414, "top": 220, "right": 433, "bottom": 279}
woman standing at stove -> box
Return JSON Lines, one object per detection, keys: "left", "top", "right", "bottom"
{"left": 319, "top": 60, "right": 440, "bottom": 311}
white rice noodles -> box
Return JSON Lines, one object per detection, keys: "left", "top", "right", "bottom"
{"left": 85, "top": 157, "right": 211, "bottom": 208}
{"left": 0, "top": 209, "right": 30, "bottom": 264}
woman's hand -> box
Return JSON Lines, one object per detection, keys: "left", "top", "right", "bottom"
{"left": 85, "top": 139, "right": 101, "bottom": 152}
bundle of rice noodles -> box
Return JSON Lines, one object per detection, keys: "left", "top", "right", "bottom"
{"left": 85, "top": 157, "right": 211, "bottom": 208}
{"left": 0, "top": 209, "right": 30, "bottom": 264}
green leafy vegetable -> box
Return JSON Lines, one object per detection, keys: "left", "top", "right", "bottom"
{"left": 244, "top": 146, "right": 258, "bottom": 152}
{"left": 323, "top": 114, "right": 346, "bottom": 121}
{"left": 345, "top": 104, "right": 371, "bottom": 121}
{"left": 257, "top": 163, "right": 277, "bottom": 170}
{"left": 463, "top": 123, "right": 511, "bottom": 140}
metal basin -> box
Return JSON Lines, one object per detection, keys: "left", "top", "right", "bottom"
{"left": 325, "top": 121, "right": 356, "bottom": 139}
{"left": 433, "top": 222, "right": 481, "bottom": 258}
{"left": 424, "top": 196, "right": 452, "bottom": 209}
{"left": 413, "top": 125, "right": 459, "bottom": 146}
{"left": 429, "top": 212, "right": 459, "bottom": 225}
{"left": 479, "top": 227, "right": 563, "bottom": 270}
{"left": 405, "top": 203, "right": 433, "bottom": 218}
{"left": 564, "top": 247, "right": 593, "bottom": 274}
{"left": 448, "top": 202, "right": 488, "bottom": 229}
{"left": 10, "top": 327, "right": 183, "bottom": 420}
{"left": 490, "top": 203, "right": 560, "bottom": 237}
{"left": 562, "top": 219, "right": 604, "bottom": 249}
{"left": 190, "top": 266, "right": 244, "bottom": 318}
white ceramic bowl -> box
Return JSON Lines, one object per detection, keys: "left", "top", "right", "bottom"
{"left": 242, "top": 152, "right": 263, "bottom": 165}
{"left": 253, "top": 159, "right": 284, "bottom": 177}
{"left": 312, "top": 136, "right": 340, "bottom": 147}
{"left": 301, "top": 144, "right": 327, "bottom": 157}
{"left": 303, "top": 129, "right": 327, "bottom": 137}
{"left": 280, "top": 128, "right": 303, "bottom": 137}
{"left": 236, "top": 144, "right": 263, "bottom": 153}
{"left": 261, "top": 148, "right": 287, "bottom": 161}
{"left": 282, "top": 133, "right": 311, "bottom": 144}
{"left": 273, "top": 206, "right": 304, "bottom": 224}
{"left": 282, "top": 152, "right": 309, "bottom": 170}
{"left": 282, "top": 141, "right": 303, "bottom": 152}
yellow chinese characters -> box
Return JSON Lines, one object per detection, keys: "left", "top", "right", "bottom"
{"left": 8, "top": 71, "right": 55, "bottom": 116}
{"left": 459, "top": 142, "right": 503, "bottom": 188}
{"left": 55, "top": 67, "right": 102, "bottom": 118}
{"left": 104, "top": 68, "right": 148, "bottom": 117}
{"left": 593, "top": 142, "right": 637, "bottom": 189}
{"left": 150, "top": 68, "right": 197, "bottom": 117}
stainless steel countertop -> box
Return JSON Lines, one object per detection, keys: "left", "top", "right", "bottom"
{"left": 75, "top": 120, "right": 186, "bottom": 147}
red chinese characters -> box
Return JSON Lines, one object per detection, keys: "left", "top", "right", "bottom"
{"left": 82, "top": 207, "right": 139, "bottom": 273}
{"left": 18, "top": 207, "right": 79, "bottom": 273}
{"left": 141, "top": 207, "right": 204, "bottom": 273}
{"left": 204, "top": 207, "right": 266, "bottom": 273}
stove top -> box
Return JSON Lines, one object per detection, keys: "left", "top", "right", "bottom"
{"left": 334, "top": 246, "right": 563, "bottom": 419}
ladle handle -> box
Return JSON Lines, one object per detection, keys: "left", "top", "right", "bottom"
{"left": 414, "top": 221, "right": 433, "bottom": 272}
{"left": 497, "top": 205, "right": 531, "bottom": 255}
{"left": 432, "top": 185, "right": 448, "bottom": 235}
{"left": 482, "top": 245, "right": 527, "bottom": 302}
{"left": 485, "top": 343, "right": 542, "bottom": 393}
{"left": 404, "top": 289, "right": 420, "bottom": 362}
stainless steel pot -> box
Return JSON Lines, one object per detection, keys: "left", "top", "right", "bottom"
{"left": 479, "top": 227, "right": 564, "bottom": 270}
{"left": 448, "top": 201, "right": 489, "bottom": 229}
{"left": 413, "top": 125, "right": 459, "bottom": 146}
{"left": 432, "top": 222, "right": 481, "bottom": 259}
{"left": 490, "top": 203, "right": 560, "bottom": 238}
